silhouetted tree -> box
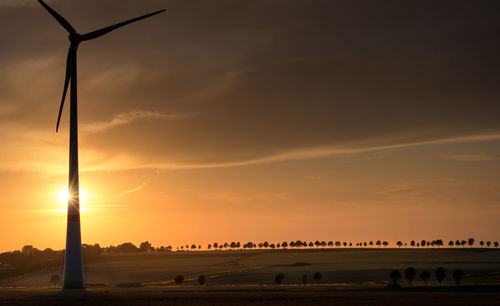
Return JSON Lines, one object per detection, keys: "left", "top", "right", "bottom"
{"left": 479, "top": 241, "right": 484, "bottom": 247}
{"left": 139, "top": 241, "right": 153, "bottom": 252}
{"left": 175, "top": 275, "right": 184, "bottom": 285}
{"left": 328, "top": 241, "right": 333, "bottom": 247}
{"left": 460, "top": 240, "right": 467, "bottom": 247}
{"left": 302, "top": 274, "right": 307, "bottom": 286}
{"left": 308, "top": 242, "right": 313, "bottom": 247}
{"left": 275, "top": 273, "right": 285, "bottom": 285}
{"left": 410, "top": 240, "right": 415, "bottom": 247}
{"left": 390, "top": 270, "right": 402, "bottom": 285}
{"left": 420, "top": 271, "right": 431, "bottom": 285}
{"left": 455, "top": 240, "right": 461, "bottom": 247}
{"left": 467, "top": 238, "right": 475, "bottom": 248}
{"left": 421, "top": 240, "right": 426, "bottom": 247}
{"left": 405, "top": 267, "right": 417, "bottom": 286}
{"left": 453, "top": 269, "right": 464, "bottom": 285}
{"left": 397, "top": 241, "right": 403, "bottom": 248}
{"left": 282, "top": 242, "right": 288, "bottom": 248}
{"left": 376, "top": 240, "right": 382, "bottom": 247}
{"left": 49, "top": 274, "right": 61, "bottom": 287}
{"left": 335, "top": 241, "right": 341, "bottom": 248}
{"left": 198, "top": 275, "right": 206, "bottom": 285}
{"left": 448, "top": 241, "right": 454, "bottom": 247}
{"left": 495, "top": 242, "right": 499, "bottom": 248}
{"left": 313, "top": 272, "right": 322, "bottom": 284}
{"left": 383, "top": 241, "right": 389, "bottom": 247}
{"left": 435, "top": 267, "right": 445, "bottom": 285}
{"left": 486, "top": 241, "right": 491, "bottom": 247}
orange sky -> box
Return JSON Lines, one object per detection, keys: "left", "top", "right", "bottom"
{"left": 1, "top": 0, "right": 500, "bottom": 252}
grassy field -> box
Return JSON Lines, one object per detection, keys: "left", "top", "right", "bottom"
{"left": 2, "top": 248, "right": 499, "bottom": 288}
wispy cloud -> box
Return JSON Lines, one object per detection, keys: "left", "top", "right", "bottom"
{"left": 128, "top": 132, "right": 500, "bottom": 170}
{"left": 81, "top": 111, "right": 192, "bottom": 133}
{"left": 445, "top": 154, "right": 496, "bottom": 162}
{"left": 114, "top": 182, "right": 147, "bottom": 199}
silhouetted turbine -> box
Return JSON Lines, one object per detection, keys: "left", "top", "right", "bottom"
{"left": 38, "top": 0, "right": 165, "bottom": 289}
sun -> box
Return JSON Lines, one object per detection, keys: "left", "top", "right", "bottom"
{"left": 56, "top": 187, "right": 90, "bottom": 212}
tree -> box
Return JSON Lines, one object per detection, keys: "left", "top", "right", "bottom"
{"left": 420, "top": 271, "right": 431, "bottom": 285}
{"left": 435, "top": 267, "right": 445, "bottom": 285}
{"left": 397, "top": 241, "right": 403, "bottom": 248}
{"left": 410, "top": 240, "right": 415, "bottom": 247}
{"left": 405, "top": 267, "right": 417, "bottom": 286}
{"left": 383, "top": 241, "right": 389, "bottom": 247}
{"left": 275, "top": 273, "right": 285, "bottom": 285}
{"left": 49, "top": 274, "right": 61, "bottom": 287}
{"left": 139, "top": 241, "right": 153, "bottom": 252}
{"left": 486, "top": 241, "right": 491, "bottom": 247}
{"left": 467, "top": 238, "right": 475, "bottom": 248}
{"left": 376, "top": 240, "right": 382, "bottom": 247}
{"left": 453, "top": 269, "right": 464, "bottom": 285}
{"left": 448, "top": 240, "right": 454, "bottom": 247}
{"left": 389, "top": 270, "right": 402, "bottom": 286}
{"left": 479, "top": 241, "right": 484, "bottom": 247}
{"left": 313, "top": 272, "right": 322, "bottom": 284}
{"left": 421, "top": 240, "right": 426, "bottom": 247}
{"left": 302, "top": 274, "right": 307, "bottom": 286}
{"left": 175, "top": 275, "right": 184, "bottom": 285}
{"left": 198, "top": 275, "right": 206, "bottom": 285}
{"left": 494, "top": 242, "right": 499, "bottom": 248}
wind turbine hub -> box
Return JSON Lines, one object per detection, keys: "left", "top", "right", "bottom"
{"left": 68, "top": 33, "right": 82, "bottom": 43}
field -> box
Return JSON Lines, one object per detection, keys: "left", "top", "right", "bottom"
{"left": 1, "top": 248, "right": 499, "bottom": 305}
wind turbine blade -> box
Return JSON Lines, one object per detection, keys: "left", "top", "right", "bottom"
{"left": 81, "top": 9, "right": 165, "bottom": 41}
{"left": 56, "top": 46, "right": 73, "bottom": 132}
{"left": 37, "top": 0, "right": 76, "bottom": 34}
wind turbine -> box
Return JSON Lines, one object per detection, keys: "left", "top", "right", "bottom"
{"left": 38, "top": 0, "right": 165, "bottom": 289}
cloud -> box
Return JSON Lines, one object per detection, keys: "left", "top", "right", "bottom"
{"left": 81, "top": 131, "right": 500, "bottom": 172}
{"left": 445, "top": 154, "right": 496, "bottom": 162}
{"left": 81, "top": 111, "right": 190, "bottom": 133}
{"left": 114, "top": 182, "right": 147, "bottom": 199}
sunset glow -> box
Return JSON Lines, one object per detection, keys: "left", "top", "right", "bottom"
{"left": 0, "top": 0, "right": 499, "bottom": 254}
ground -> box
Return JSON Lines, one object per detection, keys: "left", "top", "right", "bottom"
{"left": 0, "top": 287, "right": 499, "bottom": 306}
{"left": 1, "top": 248, "right": 499, "bottom": 305}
